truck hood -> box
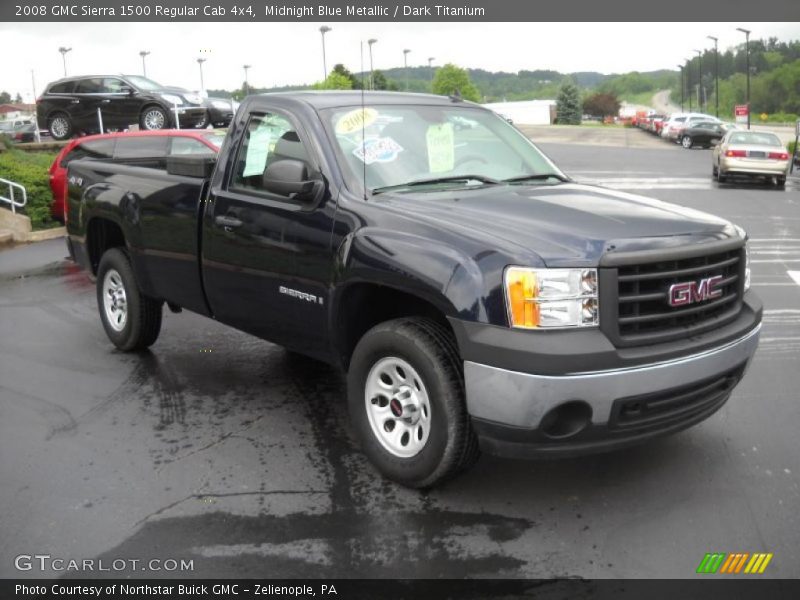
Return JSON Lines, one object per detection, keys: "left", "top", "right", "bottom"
{"left": 376, "top": 182, "right": 737, "bottom": 266}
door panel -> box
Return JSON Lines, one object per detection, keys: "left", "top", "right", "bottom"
{"left": 202, "top": 110, "right": 336, "bottom": 359}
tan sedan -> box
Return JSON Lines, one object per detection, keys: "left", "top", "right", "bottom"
{"left": 712, "top": 130, "right": 790, "bottom": 187}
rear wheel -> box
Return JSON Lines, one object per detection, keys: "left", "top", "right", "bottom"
{"left": 48, "top": 112, "right": 72, "bottom": 140}
{"left": 776, "top": 176, "right": 786, "bottom": 188}
{"left": 96, "top": 248, "right": 163, "bottom": 351}
{"left": 347, "top": 317, "right": 479, "bottom": 488}
{"left": 140, "top": 106, "right": 168, "bottom": 131}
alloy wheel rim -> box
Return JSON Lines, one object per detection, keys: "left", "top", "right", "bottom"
{"left": 102, "top": 269, "right": 128, "bottom": 332}
{"left": 365, "top": 356, "right": 431, "bottom": 458}
{"left": 144, "top": 110, "right": 165, "bottom": 130}
{"left": 51, "top": 118, "right": 68, "bottom": 137}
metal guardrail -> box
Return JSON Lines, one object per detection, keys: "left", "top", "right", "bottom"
{"left": 0, "top": 178, "right": 27, "bottom": 214}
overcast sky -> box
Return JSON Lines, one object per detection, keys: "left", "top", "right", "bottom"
{"left": 1, "top": 22, "right": 798, "bottom": 100}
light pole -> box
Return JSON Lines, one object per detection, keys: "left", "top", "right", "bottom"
{"left": 319, "top": 26, "right": 331, "bottom": 79}
{"left": 196, "top": 58, "right": 206, "bottom": 92}
{"left": 403, "top": 48, "right": 411, "bottom": 91}
{"left": 428, "top": 57, "right": 435, "bottom": 89}
{"left": 686, "top": 58, "right": 692, "bottom": 111}
{"left": 243, "top": 64, "right": 251, "bottom": 96}
{"left": 677, "top": 65, "right": 685, "bottom": 112}
{"left": 139, "top": 51, "right": 150, "bottom": 77}
{"left": 736, "top": 27, "right": 751, "bottom": 129}
{"left": 367, "top": 38, "right": 377, "bottom": 90}
{"left": 693, "top": 49, "right": 703, "bottom": 112}
{"left": 707, "top": 35, "right": 719, "bottom": 118}
{"left": 58, "top": 47, "right": 72, "bottom": 77}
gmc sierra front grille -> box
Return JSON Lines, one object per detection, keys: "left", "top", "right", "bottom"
{"left": 602, "top": 247, "right": 744, "bottom": 346}
{"left": 609, "top": 364, "right": 745, "bottom": 433}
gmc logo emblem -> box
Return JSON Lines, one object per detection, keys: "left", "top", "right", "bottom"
{"left": 668, "top": 276, "right": 724, "bottom": 307}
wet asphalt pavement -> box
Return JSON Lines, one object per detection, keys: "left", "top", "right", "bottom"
{"left": 1, "top": 135, "right": 799, "bottom": 580}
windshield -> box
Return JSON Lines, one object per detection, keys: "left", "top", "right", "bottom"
{"left": 728, "top": 132, "right": 782, "bottom": 147}
{"left": 321, "top": 104, "right": 565, "bottom": 194}
{"left": 124, "top": 75, "right": 165, "bottom": 91}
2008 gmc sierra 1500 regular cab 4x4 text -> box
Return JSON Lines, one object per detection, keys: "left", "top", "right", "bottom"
{"left": 65, "top": 92, "right": 762, "bottom": 488}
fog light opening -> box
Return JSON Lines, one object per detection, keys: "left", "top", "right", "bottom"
{"left": 540, "top": 401, "right": 593, "bottom": 440}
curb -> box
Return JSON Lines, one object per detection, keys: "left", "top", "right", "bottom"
{"left": 26, "top": 227, "right": 66, "bottom": 242}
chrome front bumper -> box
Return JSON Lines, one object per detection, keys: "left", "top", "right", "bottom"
{"left": 464, "top": 324, "right": 761, "bottom": 430}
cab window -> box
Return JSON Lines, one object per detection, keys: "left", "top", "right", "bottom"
{"left": 231, "top": 113, "right": 311, "bottom": 198}
{"left": 114, "top": 137, "right": 169, "bottom": 159}
{"left": 102, "top": 78, "right": 127, "bottom": 94}
{"left": 170, "top": 137, "right": 215, "bottom": 155}
{"left": 61, "top": 139, "right": 116, "bottom": 167}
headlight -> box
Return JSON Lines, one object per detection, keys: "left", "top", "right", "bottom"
{"left": 211, "top": 100, "right": 232, "bottom": 109}
{"left": 160, "top": 94, "right": 184, "bottom": 105}
{"left": 184, "top": 93, "right": 202, "bottom": 105}
{"left": 504, "top": 267, "right": 599, "bottom": 329}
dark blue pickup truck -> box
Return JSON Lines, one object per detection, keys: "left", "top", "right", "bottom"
{"left": 66, "top": 92, "right": 762, "bottom": 487}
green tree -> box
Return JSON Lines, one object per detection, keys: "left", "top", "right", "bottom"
{"left": 431, "top": 63, "right": 480, "bottom": 102}
{"left": 332, "top": 64, "right": 362, "bottom": 89}
{"left": 583, "top": 92, "right": 621, "bottom": 118}
{"left": 0, "top": 91, "right": 11, "bottom": 103}
{"left": 371, "top": 70, "right": 399, "bottom": 91}
{"left": 556, "top": 81, "right": 582, "bottom": 124}
{"left": 312, "top": 71, "right": 353, "bottom": 90}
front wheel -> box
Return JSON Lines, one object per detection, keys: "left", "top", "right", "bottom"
{"left": 140, "top": 106, "right": 169, "bottom": 131}
{"left": 347, "top": 317, "right": 478, "bottom": 488}
{"left": 48, "top": 112, "right": 72, "bottom": 140}
{"left": 681, "top": 136, "right": 693, "bottom": 149}
{"left": 96, "top": 248, "right": 163, "bottom": 351}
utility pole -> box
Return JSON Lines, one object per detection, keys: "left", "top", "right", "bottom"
{"left": 693, "top": 49, "right": 703, "bottom": 112}
{"left": 403, "top": 49, "right": 411, "bottom": 91}
{"left": 677, "top": 65, "right": 685, "bottom": 112}
{"left": 243, "top": 64, "right": 251, "bottom": 96}
{"left": 319, "top": 26, "right": 332, "bottom": 79}
{"left": 707, "top": 36, "right": 719, "bottom": 117}
{"left": 139, "top": 51, "right": 150, "bottom": 77}
{"left": 197, "top": 58, "right": 206, "bottom": 92}
{"left": 737, "top": 27, "right": 751, "bottom": 129}
{"left": 686, "top": 58, "right": 692, "bottom": 111}
{"left": 58, "top": 47, "right": 72, "bottom": 77}
{"left": 367, "top": 39, "right": 377, "bottom": 90}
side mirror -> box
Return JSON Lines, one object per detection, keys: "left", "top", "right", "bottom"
{"left": 262, "top": 159, "right": 323, "bottom": 202}
{"left": 710, "top": 139, "right": 720, "bottom": 147}
{"left": 120, "top": 86, "right": 135, "bottom": 96}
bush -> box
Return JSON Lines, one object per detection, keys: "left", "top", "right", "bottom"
{"left": 0, "top": 142, "right": 59, "bottom": 230}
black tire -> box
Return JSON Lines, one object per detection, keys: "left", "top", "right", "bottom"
{"left": 347, "top": 317, "right": 479, "bottom": 488}
{"left": 139, "top": 105, "right": 169, "bottom": 131}
{"left": 776, "top": 176, "right": 786, "bottom": 188}
{"left": 48, "top": 112, "right": 72, "bottom": 140}
{"left": 717, "top": 165, "right": 727, "bottom": 183}
{"left": 96, "top": 248, "right": 163, "bottom": 351}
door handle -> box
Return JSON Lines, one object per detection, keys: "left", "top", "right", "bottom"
{"left": 215, "top": 215, "right": 243, "bottom": 231}
{"left": 70, "top": 100, "right": 80, "bottom": 104}
{"left": 101, "top": 99, "right": 111, "bottom": 103}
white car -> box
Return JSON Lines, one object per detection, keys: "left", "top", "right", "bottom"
{"left": 664, "top": 113, "right": 720, "bottom": 142}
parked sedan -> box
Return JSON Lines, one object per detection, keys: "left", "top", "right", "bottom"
{"left": 49, "top": 129, "right": 224, "bottom": 222}
{"left": 9, "top": 122, "right": 38, "bottom": 143}
{"left": 37, "top": 74, "right": 208, "bottom": 140}
{"left": 679, "top": 121, "right": 731, "bottom": 149}
{"left": 712, "top": 130, "right": 790, "bottom": 187}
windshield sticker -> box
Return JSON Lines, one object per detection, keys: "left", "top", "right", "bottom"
{"left": 242, "top": 123, "right": 273, "bottom": 177}
{"left": 353, "top": 137, "right": 404, "bottom": 165}
{"left": 426, "top": 123, "right": 455, "bottom": 173}
{"left": 336, "top": 108, "right": 378, "bottom": 135}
